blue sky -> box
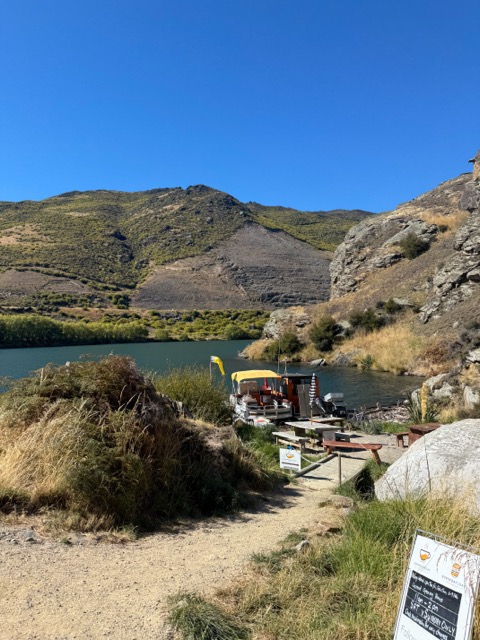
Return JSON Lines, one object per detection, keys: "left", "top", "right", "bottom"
{"left": 1, "top": 0, "right": 479, "bottom": 211}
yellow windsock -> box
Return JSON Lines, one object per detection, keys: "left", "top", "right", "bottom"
{"left": 210, "top": 355, "right": 225, "bottom": 375}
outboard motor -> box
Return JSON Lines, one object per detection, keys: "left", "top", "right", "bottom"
{"left": 323, "top": 392, "right": 347, "bottom": 418}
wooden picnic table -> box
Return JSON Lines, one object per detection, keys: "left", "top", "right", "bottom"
{"left": 396, "top": 423, "right": 441, "bottom": 447}
{"left": 310, "top": 417, "right": 345, "bottom": 426}
{"left": 272, "top": 431, "right": 309, "bottom": 452}
{"left": 408, "top": 423, "right": 441, "bottom": 444}
{"left": 284, "top": 421, "right": 342, "bottom": 445}
{"left": 322, "top": 440, "right": 383, "bottom": 464}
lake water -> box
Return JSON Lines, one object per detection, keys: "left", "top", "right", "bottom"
{"left": 0, "top": 340, "right": 423, "bottom": 408}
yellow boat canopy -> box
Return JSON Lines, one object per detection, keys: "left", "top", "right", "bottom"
{"left": 231, "top": 370, "right": 281, "bottom": 382}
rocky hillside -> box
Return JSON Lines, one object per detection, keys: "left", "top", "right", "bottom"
{"left": 256, "top": 152, "right": 480, "bottom": 417}
{"left": 0, "top": 186, "right": 371, "bottom": 311}
{"left": 329, "top": 166, "right": 480, "bottom": 332}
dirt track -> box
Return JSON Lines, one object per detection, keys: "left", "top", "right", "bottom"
{"left": 0, "top": 438, "right": 402, "bottom": 640}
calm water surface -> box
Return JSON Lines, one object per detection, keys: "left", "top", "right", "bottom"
{"left": 0, "top": 340, "right": 423, "bottom": 408}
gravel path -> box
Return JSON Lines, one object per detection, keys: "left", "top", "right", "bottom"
{"left": 0, "top": 435, "right": 403, "bottom": 640}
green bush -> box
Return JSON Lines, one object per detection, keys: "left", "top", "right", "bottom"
{"left": 154, "top": 328, "right": 172, "bottom": 342}
{"left": 360, "top": 354, "right": 375, "bottom": 370}
{"left": 382, "top": 298, "right": 403, "bottom": 314}
{"left": 348, "top": 308, "right": 385, "bottom": 333}
{"left": 263, "top": 331, "right": 302, "bottom": 361}
{"left": 224, "top": 324, "right": 249, "bottom": 340}
{"left": 398, "top": 232, "right": 430, "bottom": 259}
{"left": 309, "top": 316, "right": 340, "bottom": 351}
{"left": 406, "top": 393, "right": 439, "bottom": 423}
{"left": 109, "top": 293, "right": 131, "bottom": 309}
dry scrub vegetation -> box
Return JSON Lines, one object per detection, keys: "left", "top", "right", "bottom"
{"left": 418, "top": 209, "right": 469, "bottom": 233}
{"left": 0, "top": 356, "right": 281, "bottom": 532}
{"left": 332, "top": 319, "right": 434, "bottom": 375}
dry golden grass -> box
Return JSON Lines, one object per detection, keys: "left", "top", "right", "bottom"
{"left": 298, "top": 343, "right": 320, "bottom": 362}
{"left": 333, "top": 318, "right": 431, "bottom": 374}
{"left": 0, "top": 356, "right": 281, "bottom": 533}
{"left": 242, "top": 338, "right": 273, "bottom": 360}
{"left": 0, "top": 223, "right": 51, "bottom": 245}
{"left": 460, "top": 365, "right": 480, "bottom": 388}
{"left": 176, "top": 494, "right": 480, "bottom": 640}
{"left": 0, "top": 407, "right": 88, "bottom": 511}
{"left": 419, "top": 209, "right": 469, "bottom": 233}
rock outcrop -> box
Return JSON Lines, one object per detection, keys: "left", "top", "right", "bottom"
{"left": 329, "top": 162, "right": 480, "bottom": 330}
{"left": 262, "top": 307, "right": 312, "bottom": 339}
{"left": 420, "top": 158, "right": 480, "bottom": 322}
{"left": 330, "top": 174, "right": 470, "bottom": 299}
{"left": 375, "top": 420, "right": 480, "bottom": 510}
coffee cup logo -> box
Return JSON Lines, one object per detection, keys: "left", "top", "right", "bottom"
{"left": 420, "top": 549, "right": 431, "bottom": 561}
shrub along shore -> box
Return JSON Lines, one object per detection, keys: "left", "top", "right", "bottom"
{"left": 0, "top": 309, "right": 269, "bottom": 348}
{"left": 0, "top": 356, "right": 283, "bottom": 532}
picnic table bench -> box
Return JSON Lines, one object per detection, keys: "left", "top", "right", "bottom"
{"left": 272, "top": 431, "right": 309, "bottom": 452}
{"left": 310, "top": 417, "right": 345, "bottom": 427}
{"left": 395, "top": 431, "right": 409, "bottom": 447}
{"left": 395, "top": 424, "right": 441, "bottom": 447}
{"left": 322, "top": 440, "right": 383, "bottom": 464}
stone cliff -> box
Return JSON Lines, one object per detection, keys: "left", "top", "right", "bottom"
{"left": 330, "top": 173, "right": 472, "bottom": 302}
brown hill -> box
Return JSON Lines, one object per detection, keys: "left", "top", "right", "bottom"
{"left": 0, "top": 186, "right": 371, "bottom": 312}
{"left": 133, "top": 222, "right": 332, "bottom": 310}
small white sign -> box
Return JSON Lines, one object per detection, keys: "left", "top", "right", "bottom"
{"left": 394, "top": 532, "right": 480, "bottom": 640}
{"left": 279, "top": 448, "right": 301, "bottom": 472}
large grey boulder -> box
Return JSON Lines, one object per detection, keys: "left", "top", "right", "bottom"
{"left": 375, "top": 420, "right": 480, "bottom": 509}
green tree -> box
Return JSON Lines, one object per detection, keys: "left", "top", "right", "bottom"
{"left": 308, "top": 316, "right": 340, "bottom": 351}
{"left": 224, "top": 324, "right": 249, "bottom": 340}
{"left": 263, "top": 331, "right": 302, "bottom": 360}
{"left": 399, "top": 232, "right": 429, "bottom": 259}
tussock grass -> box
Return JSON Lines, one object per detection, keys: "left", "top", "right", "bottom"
{"left": 172, "top": 495, "right": 480, "bottom": 640}
{"left": 242, "top": 338, "right": 273, "bottom": 361}
{"left": 333, "top": 319, "right": 430, "bottom": 374}
{"left": 154, "top": 365, "right": 231, "bottom": 426}
{"left": 0, "top": 356, "right": 282, "bottom": 531}
{"left": 419, "top": 209, "right": 469, "bottom": 233}
{"left": 234, "top": 423, "right": 287, "bottom": 480}
{"left": 169, "top": 593, "right": 250, "bottom": 640}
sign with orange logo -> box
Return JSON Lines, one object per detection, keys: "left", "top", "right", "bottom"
{"left": 394, "top": 533, "right": 480, "bottom": 640}
{"left": 279, "top": 448, "right": 301, "bottom": 472}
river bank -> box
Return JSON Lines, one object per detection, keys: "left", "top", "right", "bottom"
{"left": 0, "top": 340, "right": 423, "bottom": 408}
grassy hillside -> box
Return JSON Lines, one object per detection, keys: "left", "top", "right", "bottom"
{"left": 249, "top": 202, "right": 373, "bottom": 251}
{"left": 0, "top": 187, "right": 372, "bottom": 292}
{"left": 0, "top": 186, "right": 248, "bottom": 289}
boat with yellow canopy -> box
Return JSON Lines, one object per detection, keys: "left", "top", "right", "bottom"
{"left": 230, "top": 369, "right": 293, "bottom": 423}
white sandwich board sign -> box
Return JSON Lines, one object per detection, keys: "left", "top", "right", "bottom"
{"left": 279, "top": 448, "right": 301, "bottom": 472}
{"left": 394, "top": 532, "right": 480, "bottom": 640}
